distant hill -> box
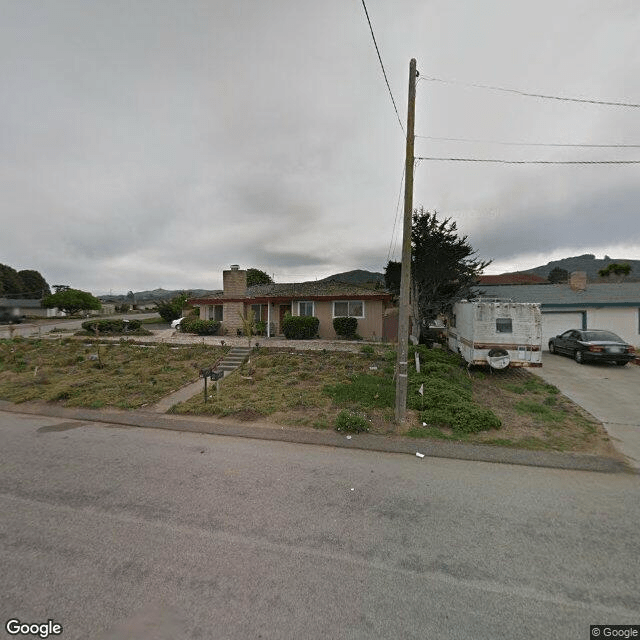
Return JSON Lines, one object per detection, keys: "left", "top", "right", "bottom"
{"left": 99, "top": 288, "right": 221, "bottom": 304}
{"left": 318, "top": 269, "right": 385, "bottom": 286}
{"left": 478, "top": 273, "right": 547, "bottom": 285}
{"left": 519, "top": 254, "right": 640, "bottom": 281}
{"left": 97, "top": 272, "right": 388, "bottom": 303}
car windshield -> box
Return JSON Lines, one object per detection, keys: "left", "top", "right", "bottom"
{"left": 581, "top": 331, "right": 624, "bottom": 342}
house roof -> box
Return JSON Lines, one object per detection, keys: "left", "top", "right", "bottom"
{"left": 0, "top": 298, "right": 43, "bottom": 309}
{"left": 474, "top": 282, "right": 640, "bottom": 308}
{"left": 190, "top": 281, "right": 391, "bottom": 305}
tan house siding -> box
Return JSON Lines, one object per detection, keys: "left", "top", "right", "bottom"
{"left": 291, "top": 299, "right": 384, "bottom": 340}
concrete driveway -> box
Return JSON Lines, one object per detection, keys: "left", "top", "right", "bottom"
{"left": 533, "top": 351, "right": 640, "bottom": 469}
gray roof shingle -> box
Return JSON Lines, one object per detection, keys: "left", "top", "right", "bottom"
{"left": 474, "top": 282, "right": 640, "bottom": 307}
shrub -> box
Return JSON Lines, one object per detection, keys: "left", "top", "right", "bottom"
{"left": 281, "top": 314, "right": 319, "bottom": 340}
{"left": 420, "top": 403, "right": 501, "bottom": 433}
{"left": 180, "top": 317, "right": 220, "bottom": 335}
{"left": 333, "top": 316, "right": 358, "bottom": 339}
{"left": 81, "top": 319, "right": 141, "bottom": 334}
{"left": 335, "top": 409, "right": 370, "bottom": 433}
{"left": 408, "top": 345, "right": 501, "bottom": 434}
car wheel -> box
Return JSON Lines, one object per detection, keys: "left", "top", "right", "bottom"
{"left": 548, "top": 342, "right": 555, "bottom": 354}
{"left": 615, "top": 361, "right": 628, "bottom": 366}
{"left": 574, "top": 350, "right": 584, "bottom": 364}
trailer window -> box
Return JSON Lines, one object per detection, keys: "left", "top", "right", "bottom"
{"left": 496, "top": 318, "right": 512, "bottom": 333}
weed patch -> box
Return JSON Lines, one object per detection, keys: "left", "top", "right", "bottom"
{"left": 0, "top": 338, "right": 217, "bottom": 408}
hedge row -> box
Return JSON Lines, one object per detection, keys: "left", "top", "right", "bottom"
{"left": 180, "top": 317, "right": 220, "bottom": 335}
{"left": 81, "top": 319, "right": 141, "bottom": 333}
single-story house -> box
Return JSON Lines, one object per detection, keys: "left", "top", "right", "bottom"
{"left": 189, "top": 265, "right": 393, "bottom": 340}
{"left": 0, "top": 298, "right": 57, "bottom": 320}
{"left": 476, "top": 272, "right": 640, "bottom": 346}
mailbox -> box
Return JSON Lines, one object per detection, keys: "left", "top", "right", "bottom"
{"left": 210, "top": 370, "right": 224, "bottom": 381}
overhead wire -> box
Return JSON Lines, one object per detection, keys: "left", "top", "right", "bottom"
{"left": 415, "top": 135, "right": 640, "bottom": 148}
{"left": 360, "top": 0, "right": 405, "bottom": 135}
{"left": 421, "top": 75, "right": 640, "bottom": 108}
{"left": 386, "top": 164, "right": 406, "bottom": 264}
{"left": 415, "top": 157, "right": 640, "bottom": 165}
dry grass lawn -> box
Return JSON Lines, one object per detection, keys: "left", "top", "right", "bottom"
{"left": 0, "top": 337, "right": 621, "bottom": 458}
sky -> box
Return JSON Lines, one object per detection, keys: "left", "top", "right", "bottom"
{"left": 2, "top": 0, "right": 639, "bottom": 294}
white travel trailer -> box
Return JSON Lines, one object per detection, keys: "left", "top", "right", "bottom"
{"left": 447, "top": 299, "right": 543, "bottom": 369}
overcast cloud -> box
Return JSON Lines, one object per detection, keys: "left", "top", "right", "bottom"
{"left": 2, "top": 0, "right": 639, "bottom": 293}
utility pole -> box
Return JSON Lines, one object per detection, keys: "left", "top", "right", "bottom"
{"left": 395, "top": 58, "right": 417, "bottom": 423}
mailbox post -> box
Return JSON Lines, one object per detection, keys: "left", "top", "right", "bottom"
{"left": 200, "top": 367, "right": 224, "bottom": 403}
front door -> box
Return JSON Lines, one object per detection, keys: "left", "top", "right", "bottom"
{"left": 279, "top": 304, "right": 291, "bottom": 334}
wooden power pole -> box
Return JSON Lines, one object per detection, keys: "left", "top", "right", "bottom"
{"left": 395, "top": 58, "right": 417, "bottom": 423}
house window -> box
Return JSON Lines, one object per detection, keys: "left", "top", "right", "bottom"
{"left": 298, "top": 301, "right": 315, "bottom": 317}
{"left": 251, "top": 304, "right": 266, "bottom": 321}
{"left": 496, "top": 318, "right": 512, "bottom": 333}
{"left": 333, "top": 301, "right": 365, "bottom": 318}
{"left": 209, "top": 305, "right": 223, "bottom": 321}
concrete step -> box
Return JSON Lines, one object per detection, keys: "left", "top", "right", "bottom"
{"left": 213, "top": 347, "right": 254, "bottom": 374}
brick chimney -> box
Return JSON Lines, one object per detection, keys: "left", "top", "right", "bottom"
{"left": 569, "top": 271, "right": 587, "bottom": 291}
{"left": 223, "top": 265, "right": 247, "bottom": 297}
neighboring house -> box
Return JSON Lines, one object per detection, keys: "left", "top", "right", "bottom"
{"left": 475, "top": 271, "right": 640, "bottom": 346}
{"left": 0, "top": 298, "right": 57, "bottom": 319}
{"left": 189, "top": 265, "right": 392, "bottom": 340}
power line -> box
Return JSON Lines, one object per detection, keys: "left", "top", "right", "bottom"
{"left": 416, "top": 156, "right": 640, "bottom": 164}
{"left": 421, "top": 75, "right": 640, "bottom": 108}
{"left": 386, "top": 163, "right": 406, "bottom": 264}
{"left": 415, "top": 135, "right": 640, "bottom": 148}
{"left": 360, "top": 0, "right": 405, "bottom": 134}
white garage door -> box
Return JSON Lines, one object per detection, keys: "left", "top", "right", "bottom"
{"left": 542, "top": 312, "right": 583, "bottom": 346}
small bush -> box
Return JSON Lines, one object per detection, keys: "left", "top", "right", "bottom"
{"left": 180, "top": 317, "right": 220, "bottom": 335}
{"left": 81, "top": 319, "right": 141, "bottom": 334}
{"left": 335, "top": 409, "right": 369, "bottom": 433}
{"left": 333, "top": 316, "right": 358, "bottom": 339}
{"left": 360, "top": 345, "right": 375, "bottom": 355}
{"left": 282, "top": 315, "right": 319, "bottom": 340}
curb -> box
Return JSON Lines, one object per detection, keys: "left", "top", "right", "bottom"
{"left": 0, "top": 400, "right": 632, "bottom": 474}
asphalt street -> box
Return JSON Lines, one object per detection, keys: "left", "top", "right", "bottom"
{"left": 1, "top": 411, "right": 638, "bottom": 639}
